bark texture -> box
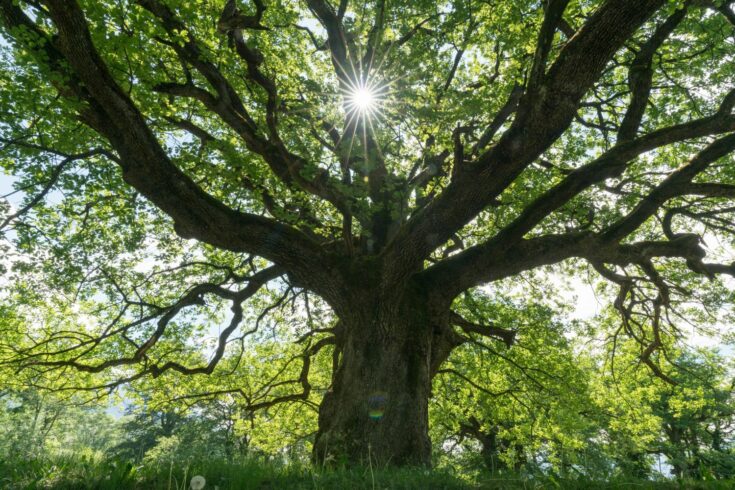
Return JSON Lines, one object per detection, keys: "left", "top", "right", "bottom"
{"left": 313, "top": 278, "right": 439, "bottom": 466}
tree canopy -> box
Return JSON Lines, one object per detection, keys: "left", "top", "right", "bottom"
{"left": 2, "top": 0, "right": 735, "bottom": 467}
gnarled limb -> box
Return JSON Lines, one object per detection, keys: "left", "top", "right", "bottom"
{"left": 617, "top": 5, "right": 689, "bottom": 142}
{"left": 424, "top": 90, "right": 735, "bottom": 301}
{"left": 10, "top": 265, "right": 284, "bottom": 377}
{"left": 384, "top": 0, "right": 667, "bottom": 285}
{"left": 0, "top": 0, "right": 336, "bottom": 291}
{"left": 137, "top": 0, "right": 354, "bottom": 218}
{"left": 423, "top": 229, "right": 731, "bottom": 306}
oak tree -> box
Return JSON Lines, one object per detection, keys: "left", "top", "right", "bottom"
{"left": 3, "top": 0, "right": 735, "bottom": 466}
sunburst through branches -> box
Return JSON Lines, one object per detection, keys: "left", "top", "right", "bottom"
{"left": 344, "top": 80, "right": 383, "bottom": 118}
{"left": 327, "top": 42, "right": 411, "bottom": 180}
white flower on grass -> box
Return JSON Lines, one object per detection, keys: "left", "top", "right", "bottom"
{"left": 190, "top": 475, "right": 206, "bottom": 490}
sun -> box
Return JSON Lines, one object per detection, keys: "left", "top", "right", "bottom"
{"left": 344, "top": 79, "right": 385, "bottom": 118}
{"left": 350, "top": 86, "right": 376, "bottom": 113}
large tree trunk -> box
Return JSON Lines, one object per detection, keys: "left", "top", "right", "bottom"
{"left": 312, "top": 282, "right": 447, "bottom": 467}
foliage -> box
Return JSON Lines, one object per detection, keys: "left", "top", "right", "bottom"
{"left": 0, "top": 388, "right": 120, "bottom": 462}
{"left": 432, "top": 288, "right": 592, "bottom": 475}
{"left": 589, "top": 343, "right": 735, "bottom": 481}
{"left": 2, "top": 0, "right": 735, "bottom": 469}
{"left": 1, "top": 334, "right": 735, "bottom": 485}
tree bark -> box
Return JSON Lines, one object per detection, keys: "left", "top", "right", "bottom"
{"left": 313, "top": 283, "right": 442, "bottom": 467}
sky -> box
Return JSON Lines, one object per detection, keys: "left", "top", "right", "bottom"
{"left": 0, "top": 173, "right": 17, "bottom": 204}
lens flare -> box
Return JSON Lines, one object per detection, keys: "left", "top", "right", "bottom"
{"left": 368, "top": 392, "right": 388, "bottom": 421}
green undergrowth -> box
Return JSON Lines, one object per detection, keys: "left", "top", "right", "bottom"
{"left": 1, "top": 456, "right": 734, "bottom": 489}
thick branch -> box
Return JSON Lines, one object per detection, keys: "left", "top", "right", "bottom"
{"left": 479, "top": 100, "right": 735, "bottom": 252}
{"left": 527, "top": 0, "right": 571, "bottom": 93}
{"left": 603, "top": 132, "right": 735, "bottom": 241}
{"left": 384, "top": 0, "right": 666, "bottom": 284}
{"left": 138, "top": 0, "right": 353, "bottom": 216}
{"left": 423, "top": 230, "right": 727, "bottom": 305}
{"left": 471, "top": 84, "right": 524, "bottom": 156}
{"left": 6, "top": 0, "right": 333, "bottom": 288}
{"left": 618, "top": 5, "right": 688, "bottom": 142}
{"left": 306, "top": 0, "right": 354, "bottom": 83}
{"left": 422, "top": 85, "right": 735, "bottom": 301}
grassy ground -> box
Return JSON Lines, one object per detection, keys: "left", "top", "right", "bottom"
{"left": 1, "top": 456, "right": 734, "bottom": 489}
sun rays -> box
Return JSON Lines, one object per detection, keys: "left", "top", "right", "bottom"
{"left": 339, "top": 71, "right": 391, "bottom": 127}
{"left": 347, "top": 85, "right": 377, "bottom": 114}
{"left": 292, "top": 28, "right": 415, "bottom": 181}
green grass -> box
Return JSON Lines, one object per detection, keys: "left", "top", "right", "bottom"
{"left": 1, "top": 456, "right": 734, "bottom": 489}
